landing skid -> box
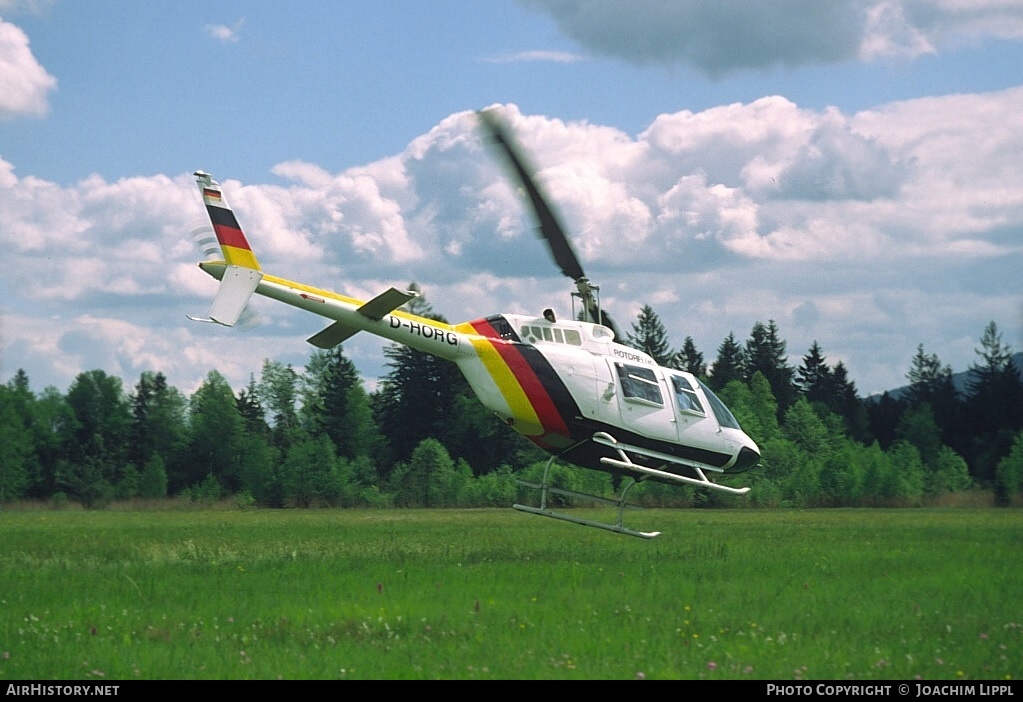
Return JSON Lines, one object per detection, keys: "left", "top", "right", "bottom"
{"left": 592, "top": 432, "right": 751, "bottom": 496}
{"left": 513, "top": 455, "right": 661, "bottom": 539}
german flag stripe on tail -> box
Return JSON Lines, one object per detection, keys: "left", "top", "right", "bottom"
{"left": 201, "top": 194, "right": 260, "bottom": 270}
{"left": 206, "top": 206, "right": 252, "bottom": 252}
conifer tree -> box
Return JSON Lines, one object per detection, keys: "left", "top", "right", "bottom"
{"left": 745, "top": 320, "right": 797, "bottom": 413}
{"left": 796, "top": 341, "right": 832, "bottom": 404}
{"left": 905, "top": 343, "right": 959, "bottom": 450}
{"left": 674, "top": 336, "right": 706, "bottom": 377}
{"left": 129, "top": 371, "right": 186, "bottom": 475}
{"left": 964, "top": 322, "right": 1023, "bottom": 483}
{"left": 829, "top": 361, "right": 868, "bottom": 441}
{"left": 236, "top": 374, "right": 269, "bottom": 435}
{"left": 372, "top": 284, "right": 467, "bottom": 473}
{"left": 301, "top": 346, "right": 380, "bottom": 462}
{"left": 906, "top": 344, "right": 955, "bottom": 408}
{"left": 708, "top": 332, "right": 745, "bottom": 391}
{"left": 625, "top": 304, "right": 675, "bottom": 367}
{"left": 967, "top": 321, "right": 1023, "bottom": 429}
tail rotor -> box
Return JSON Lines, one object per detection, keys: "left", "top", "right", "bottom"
{"left": 190, "top": 220, "right": 221, "bottom": 262}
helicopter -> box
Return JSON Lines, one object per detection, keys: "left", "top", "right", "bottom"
{"left": 189, "top": 108, "right": 761, "bottom": 538}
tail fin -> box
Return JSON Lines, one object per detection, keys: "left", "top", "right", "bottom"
{"left": 189, "top": 171, "right": 262, "bottom": 327}
{"left": 193, "top": 171, "right": 261, "bottom": 271}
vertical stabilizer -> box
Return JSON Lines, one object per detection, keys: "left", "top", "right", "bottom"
{"left": 193, "top": 171, "right": 261, "bottom": 270}
{"left": 189, "top": 171, "right": 263, "bottom": 326}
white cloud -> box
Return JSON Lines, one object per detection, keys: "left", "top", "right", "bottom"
{"left": 0, "top": 16, "right": 56, "bottom": 118}
{"left": 860, "top": 1, "right": 936, "bottom": 59}
{"left": 482, "top": 50, "right": 585, "bottom": 63}
{"left": 203, "top": 19, "right": 244, "bottom": 44}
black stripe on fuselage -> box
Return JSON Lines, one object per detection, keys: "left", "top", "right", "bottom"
{"left": 514, "top": 342, "right": 582, "bottom": 433}
{"left": 482, "top": 314, "right": 582, "bottom": 431}
{"left": 547, "top": 417, "right": 735, "bottom": 484}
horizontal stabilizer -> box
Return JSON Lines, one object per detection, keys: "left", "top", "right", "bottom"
{"left": 305, "top": 287, "right": 417, "bottom": 349}
{"left": 307, "top": 321, "right": 360, "bottom": 349}
{"left": 194, "top": 265, "right": 263, "bottom": 327}
{"left": 357, "top": 287, "right": 417, "bottom": 321}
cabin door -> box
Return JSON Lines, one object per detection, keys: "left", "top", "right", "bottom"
{"left": 605, "top": 359, "right": 679, "bottom": 444}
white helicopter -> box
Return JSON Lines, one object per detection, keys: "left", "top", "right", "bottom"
{"left": 189, "top": 109, "right": 761, "bottom": 538}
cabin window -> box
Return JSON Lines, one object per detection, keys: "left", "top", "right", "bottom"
{"left": 521, "top": 324, "right": 583, "bottom": 346}
{"left": 615, "top": 363, "right": 663, "bottom": 406}
{"left": 671, "top": 375, "right": 706, "bottom": 415}
{"left": 522, "top": 326, "right": 543, "bottom": 344}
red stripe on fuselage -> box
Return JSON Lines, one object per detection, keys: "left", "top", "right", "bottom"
{"left": 469, "top": 319, "right": 571, "bottom": 439}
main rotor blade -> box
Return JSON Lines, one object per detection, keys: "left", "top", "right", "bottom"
{"left": 478, "top": 109, "right": 586, "bottom": 283}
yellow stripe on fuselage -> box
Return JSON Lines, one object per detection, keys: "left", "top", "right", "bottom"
{"left": 457, "top": 326, "right": 544, "bottom": 436}
{"left": 259, "top": 273, "right": 459, "bottom": 331}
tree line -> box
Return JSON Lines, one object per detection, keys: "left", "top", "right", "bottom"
{"left": 2, "top": 294, "right": 1021, "bottom": 509}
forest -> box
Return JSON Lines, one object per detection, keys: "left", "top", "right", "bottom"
{"left": 2, "top": 298, "right": 1021, "bottom": 511}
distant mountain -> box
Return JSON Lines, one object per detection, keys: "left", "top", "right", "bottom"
{"left": 868, "top": 352, "right": 1023, "bottom": 402}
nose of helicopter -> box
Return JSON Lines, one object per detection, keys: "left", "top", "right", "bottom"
{"left": 725, "top": 445, "right": 761, "bottom": 474}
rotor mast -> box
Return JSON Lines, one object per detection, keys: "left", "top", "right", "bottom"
{"left": 478, "top": 108, "right": 620, "bottom": 339}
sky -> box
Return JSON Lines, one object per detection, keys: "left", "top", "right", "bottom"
{"left": 1, "top": 0, "right": 1022, "bottom": 402}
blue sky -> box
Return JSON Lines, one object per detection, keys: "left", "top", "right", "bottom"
{"left": 2, "top": 0, "right": 1023, "bottom": 400}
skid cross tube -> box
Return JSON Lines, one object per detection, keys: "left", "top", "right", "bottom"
{"left": 513, "top": 455, "right": 661, "bottom": 539}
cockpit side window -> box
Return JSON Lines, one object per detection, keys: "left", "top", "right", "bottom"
{"left": 615, "top": 363, "right": 663, "bottom": 406}
{"left": 671, "top": 375, "right": 706, "bottom": 415}
{"left": 696, "top": 379, "right": 742, "bottom": 430}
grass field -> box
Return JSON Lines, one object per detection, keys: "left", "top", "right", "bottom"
{"left": 0, "top": 505, "right": 1020, "bottom": 680}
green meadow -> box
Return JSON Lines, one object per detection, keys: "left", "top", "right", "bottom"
{"left": 0, "top": 506, "right": 1020, "bottom": 680}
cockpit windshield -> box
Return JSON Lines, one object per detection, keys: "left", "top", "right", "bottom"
{"left": 696, "top": 379, "right": 742, "bottom": 430}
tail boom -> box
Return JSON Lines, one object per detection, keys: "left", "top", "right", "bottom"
{"left": 189, "top": 170, "right": 485, "bottom": 360}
